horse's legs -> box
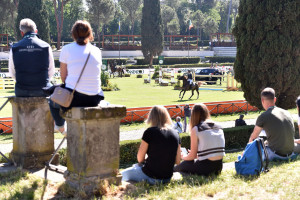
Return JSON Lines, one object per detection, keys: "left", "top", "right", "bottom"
{"left": 189, "top": 89, "right": 194, "bottom": 99}
{"left": 196, "top": 87, "right": 199, "bottom": 99}
{"left": 181, "top": 90, "right": 186, "bottom": 100}
{"left": 179, "top": 90, "right": 183, "bottom": 98}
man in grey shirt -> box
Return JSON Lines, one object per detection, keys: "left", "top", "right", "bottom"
{"left": 248, "top": 87, "right": 295, "bottom": 160}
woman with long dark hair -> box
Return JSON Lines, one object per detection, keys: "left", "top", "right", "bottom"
{"left": 174, "top": 103, "right": 225, "bottom": 176}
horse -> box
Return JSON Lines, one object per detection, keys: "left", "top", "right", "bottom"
{"left": 178, "top": 75, "right": 205, "bottom": 100}
{"left": 109, "top": 61, "right": 125, "bottom": 78}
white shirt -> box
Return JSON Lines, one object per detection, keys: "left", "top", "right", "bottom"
{"left": 9, "top": 47, "right": 55, "bottom": 80}
{"left": 173, "top": 121, "right": 183, "bottom": 133}
{"left": 59, "top": 42, "right": 104, "bottom": 96}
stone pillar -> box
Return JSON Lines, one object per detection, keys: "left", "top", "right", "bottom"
{"left": 63, "top": 105, "right": 126, "bottom": 195}
{"left": 9, "top": 97, "right": 56, "bottom": 169}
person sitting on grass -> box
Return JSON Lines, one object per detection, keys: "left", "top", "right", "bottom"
{"left": 235, "top": 114, "right": 247, "bottom": 127}
{"left": 121, "top": 105, "right": 181, "bottom": 185}
{"left": 248, "top": 88, "right": 295, "bottom": 160}
{"left": 174, "top": 103, "right": 225, "bottom": 176}
{"left": 293, "top": 96, "right": 300, "bottom": 154}
{"left": 173, "top": 116, "right": 183, "bottom": 134}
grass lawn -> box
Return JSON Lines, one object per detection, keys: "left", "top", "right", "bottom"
{"left": 0, "top": 157, "right": 299, "bottom": 199}
{"left": 105, "top": 75, "right": 244, "bottom": 108}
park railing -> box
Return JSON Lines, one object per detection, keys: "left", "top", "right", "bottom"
{"left": 121, "top": 100, "right": 259, "bottom": 123}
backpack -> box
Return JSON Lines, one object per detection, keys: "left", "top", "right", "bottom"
{"left": 235, "top": 138, "right": 269, "bottom": 176}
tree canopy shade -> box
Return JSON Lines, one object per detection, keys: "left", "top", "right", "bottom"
{"left": 87, "top": 0, "right": 115, "bottom": 47}
{"left": 233, "top": 0, "right": 300, "bottom": 109}
{"left": 141, "top": 0, "right": 164, "bottom": 66}
{"left": 16, "top": 0, "right": 50, "bottom": 43}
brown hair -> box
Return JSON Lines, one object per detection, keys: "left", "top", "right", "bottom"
{"left": 71, "top": 20, "right": 94, "bottom": 45}
{"left": 146, "top": 105, "right": 173, "bottom": 129}
{"left": 261, "top": 87, "right": 275, "bottom": 100}
{"left": 189, "top": 103, "right": 211, "bottom": 131}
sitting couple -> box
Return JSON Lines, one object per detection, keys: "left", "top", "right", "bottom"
{"left": 248, "top": 87, "right": 300, "bottom": 161}
{"left": 121, "top": 104, "right": 225, "bottom": 185}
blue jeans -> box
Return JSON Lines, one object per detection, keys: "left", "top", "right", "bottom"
{"left": 121, "top": 164, "right": 170, "bottom": 185}
{"left": 49, "top": 99, "right": 65, "bottom": 126}
{"left": 265, "top": 146, "right": 298, "bottom": 161}
{"left": 15, "top": 83, "right": 51, "bottom": 97}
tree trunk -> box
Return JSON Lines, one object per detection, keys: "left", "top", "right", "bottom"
{"left": 149, "top": 54, "right": 153, "bottom": 68}
{"left": 226, "top": 0, "right": 232, "bottom": 33}
{"left": 98, "top": 30, "right": 101, "bottom": 48}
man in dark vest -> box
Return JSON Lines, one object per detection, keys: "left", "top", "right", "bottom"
{"left": 9, "top": 18, "right": 54, "bottom": 97}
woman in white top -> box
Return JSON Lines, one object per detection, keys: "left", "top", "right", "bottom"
{"left": 49, "top": 20, "right": 104, "bottom": 135}
{"left": 174, "top": 103, "right": 225, "bottom": 176}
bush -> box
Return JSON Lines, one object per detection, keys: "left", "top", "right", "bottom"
{"left": 205, "top": 56, "right": 235, "bottom": 63}
{"left": 135, "top": 57, "right": 200, "bottom": 65}
{"left": 136, "top": 74, "right": 143, "bottom": 78}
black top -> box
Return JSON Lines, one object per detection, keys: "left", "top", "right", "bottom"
{"left": 235, "top": 119, "right": 246, "bottom": 127}
{"left": 142, "top": 127, "right": 180, "bottom": 179}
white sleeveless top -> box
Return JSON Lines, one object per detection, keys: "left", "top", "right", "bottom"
{"left": 195, "top": 122, "right": 225, "bottom": 161}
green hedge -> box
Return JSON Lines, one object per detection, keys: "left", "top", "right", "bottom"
{"left": 135, "top": 57, "right": 200, "bottom": 65}
{"left": 205, "top": 56, "right": 236, "bottom": 63}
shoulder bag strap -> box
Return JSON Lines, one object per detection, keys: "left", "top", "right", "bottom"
{"left": 256, "top": 139, "right": 264, "bottom": 175}
{"left": 259, "top": 138, "right": 269, "bottom": 172}
{"left": 71, "top": 51, "right": 91, "bottom": 95}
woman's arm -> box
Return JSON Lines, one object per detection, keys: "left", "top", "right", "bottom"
{"left": 175, "top": 144, "right": 181, "bottom": 165}
{"left": 182, "top": 127, "right": 198, "bottom": 161}
{"left": 137, "top": 140, "right": 148, "bottom": 163}
{"left": 60, "top": 62, "right": 68, "bottom": 83}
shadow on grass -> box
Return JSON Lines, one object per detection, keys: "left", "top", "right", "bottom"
{"left": 7, "top": 180, "right": 39, "bottom": 200}
{"left": 123, "top": 173, "right": 220, "bottom": 199}
{"left": 0, "top": 169, "right": 26, "bottom": 187}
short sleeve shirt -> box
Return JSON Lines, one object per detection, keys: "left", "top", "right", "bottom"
{"left": 59, "top": 42, "right": 103, "bottom": 96}
{"left": 256, "top": 106, "right": 294, "bottom": 155}
{"left": 142, "top": 127, "right": 180, "bottom": 179}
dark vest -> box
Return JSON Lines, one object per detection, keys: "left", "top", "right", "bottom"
{"left": 12, "top": 32, "right": 50, "bottom": 90}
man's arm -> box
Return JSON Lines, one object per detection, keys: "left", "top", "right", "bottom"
{"left": 8, "top": 49, "right": 16, "bottom": 79}
{"left": 248, "top": 125, "right": 263, "bottom": 142}
{"left": 48, "top": 46, "right": 55, "bottom": 78}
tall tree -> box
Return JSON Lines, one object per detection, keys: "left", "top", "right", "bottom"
{"left": 191, "top": 10, "right": 206, "bottom": 39}
{"left": 119, "top": 0, "right": 142, "bottom": 35}
{"left": 0, "top": 0, "right": 18, "bottom": 39}
{"left": 87, "top": 0, "right": 115, "bottom": 47}
{"left": 167, "top": 18, "right": 180, "bottom": 39}
{"left": 203, "top": 17, "right": 218, "bottom": 36}
{"left": 141, "top": 0, "right": 164, "bottom": 67}
{"left": 226, "top": 0, "right": 232, "bottom": 33}
{"left": 161, "top": 5, "right": 177, "bottom": 34}
{"left": 52, "top": 0, "right": 71, "bottom": 50}
{"left": 16, "top": 0, "right": 50, "bottom": 43}
{"left": 233, "top": 0, "right": 300, "bottom": 109}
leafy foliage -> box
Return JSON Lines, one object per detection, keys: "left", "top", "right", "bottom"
{"left": 16, "top": 0, "right": 50, "bottom": 43}
{"left": 233, "top": 0, "right": 300, "bottom": 109}
{"left": 141, "top": 0, "right": 164, "bottom": 66}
